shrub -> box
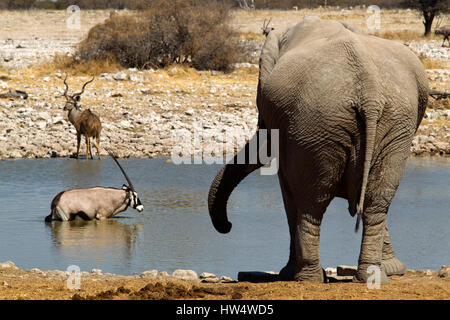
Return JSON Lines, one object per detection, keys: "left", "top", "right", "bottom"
{"left": 76, "top": 0, "right": 238, "bottom": 72}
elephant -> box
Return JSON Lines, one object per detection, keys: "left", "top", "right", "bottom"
{"left": 207, "top": 16, "right": 428, "bottom": 283}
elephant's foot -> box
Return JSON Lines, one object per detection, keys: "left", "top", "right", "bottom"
{"left": 279, "top": 261, "right": 296, "bottom": 281}
{"left": 382, "top": 256, "right": 405, "bottom": 276}
{"left": 280, "top": 262, "right": 326, "bottom": 283}
{"left": 293, "top": 265, "right": 325, "bottom": 283}
{"left": 353, "top": 264, "right": 389, "bottom": 284}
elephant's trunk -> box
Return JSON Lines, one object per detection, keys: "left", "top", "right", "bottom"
{"left": 208, "top": 135, "right": 266, "bottom": 233}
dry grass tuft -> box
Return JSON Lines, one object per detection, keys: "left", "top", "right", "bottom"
{"left": 34, "top": 54, "right": 120, "bottom": 76}
{"left": 371, "top": 30, "right": 423, "bottom": 41}
{"left": 237, "top": 32, "right": 266, "bottom": 41}
{"left": 420, "top": 58, "right": 448, "bottom": 70}
{"left": 418, "top": 54, "right": 449, "bottom": 69}
{"left": 370, "top": 29, "right": 442, "bottom": 41}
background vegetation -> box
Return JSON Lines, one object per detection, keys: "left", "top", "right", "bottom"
{"left": 0, "top": 0, "right": 440, "bottom": 10}
{"left": 75, "top": 0, "right": 238, "bottom": 72}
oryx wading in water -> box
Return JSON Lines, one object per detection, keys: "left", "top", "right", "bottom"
{"left": 45, "top": 153, "right": 143, "bottom": 222}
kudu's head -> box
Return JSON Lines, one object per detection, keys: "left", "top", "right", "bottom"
{"left": 262, "top": 18, "right": 274, "bottom": 37}
{"left": 62, "top": 75, "right": 94, "bottom": 112}
{"left": 109, "top": 152, "right": 144, "bottom": 212}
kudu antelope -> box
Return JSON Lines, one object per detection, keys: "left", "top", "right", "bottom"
{"left": 262, "top": 18, "right": 274, "bottom": 37}
{"left": 62, "top": 76, "right": 102, "bottom": 160}
{"left": 434, "top": 16, "right": 450, "bottom": 47}
{"left": 45, "top": 152, "right": 144, "bottom": 222}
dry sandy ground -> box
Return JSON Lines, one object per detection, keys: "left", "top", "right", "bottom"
{"left": 0, "top": 268, "right": 449, "bottom": 300}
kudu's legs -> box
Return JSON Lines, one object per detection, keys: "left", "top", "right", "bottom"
{"left": 88, "top": 137, "right": 94, "bottom": 159}
{"left": 96, "top": 136, "right": 101, "bottom": 160}
{"left": 85, "top": 136, "right": 90, "bottom": 160}
{"left": 76, "top": 132, "right": 81, "bottom": 159}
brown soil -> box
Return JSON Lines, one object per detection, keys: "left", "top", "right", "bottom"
{"left": 1, "top": 269, "right": 448, "bottom": 300}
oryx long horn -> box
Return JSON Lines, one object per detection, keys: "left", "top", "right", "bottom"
{"left": 435, "top": 15, "right": 443, "bottom": 29}
{"left": 108, "top": 151, "right": 136, "bottom": 192}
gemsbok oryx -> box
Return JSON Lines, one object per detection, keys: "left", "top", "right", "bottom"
{"left": 262, "top": 18, "right": 274, "bottom": 37}
{"left": 62, "top": 75, "right": 102, "bottom": 160}
{"left": 434, "top": 16, "right": 450, "bottom": 47}
{"left": 45, "top": 153, "right": 144, "bottom": 222}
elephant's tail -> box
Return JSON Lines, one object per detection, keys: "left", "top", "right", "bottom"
{"left": 355, "top": 109, "right": 379, "bottom": 232}
{"left": 208, "top": 131, "right": 269, "bottom": 234}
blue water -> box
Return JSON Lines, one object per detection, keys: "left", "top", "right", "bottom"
{"left": 0, "top": 157, "right": 448, "bottom": 278}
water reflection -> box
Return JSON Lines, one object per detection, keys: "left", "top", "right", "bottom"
{"left": 60, "top": 159, "right": 103, "bottom": 189}
{"left": 47, "top": 219, "right": 142, "bottom": 257}
{"left": 145, "top": 188, "right": 208, "bottom": 214}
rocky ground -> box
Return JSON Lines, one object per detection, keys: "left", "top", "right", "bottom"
{"left": 0, "top": 66, "right": 260, "bottom": 160}
{"left": 1, "top": 261, "right": 449, "bottom": 300}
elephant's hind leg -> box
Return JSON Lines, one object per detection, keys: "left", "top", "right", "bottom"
{"left": 354, "top": 150, "right": 409, "bottom": 283}
{"left": 278, "top": 169, "right": 328, "bottom": 282}
{"left": 293, "top": 208, "right": 326, "bottom": 282}
{"left": 278, "top": 172, "right": 298, "bottom": 281}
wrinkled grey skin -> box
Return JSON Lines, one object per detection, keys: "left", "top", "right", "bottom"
{"left": 208, "top": 17, "right": 428, "bottom": 283}
{"left": 45, "top": 185, "right": 143, "bottom": 222}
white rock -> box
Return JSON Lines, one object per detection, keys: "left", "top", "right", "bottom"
{"left": 438, "top": 265, "right": 450, "bottom": 278}
{"left": 36, "top": 112, "right": 51, "bottom": 121}
{"left": 128, "top": 74, "right": 141, "bottom": 82}
{"left": 220, "top": 276, "right": 233, "bottom": 282}
{"left": 52, "top": 116, "right": 65, "bottom": 125}
{"left": 199, "top": 272, "right": 217, "bottom": 279}
{"left": 172, "top": 269, "right": 198, "bottom": 281}
{"left": 35, "top": 121, "right": 47, "bottom": 130}
{"left": 141, "top": 270, "right": 158, "bottom": 278}
{"left": 156, "top": 271, "right": 170, "bottom": 280}
{"left": 99, "top": 73, "right": 114, "bottom": 80}
{"left": 31, "top": 268, "right": 44, "bottom": 274}
{"left": 119, "top": 120, "right": 131, "bottom": 127}
{"left": 91, "top": 268, "right": 103, "bottom": 275}
{"left": 325, "top": 267, "right": 337, "bottom": 275}
{"left": 0, "top": 261, "right": 18, "bottom": 270}
{"left": 113, "top": 72, "right": 127, "bottom": 81}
